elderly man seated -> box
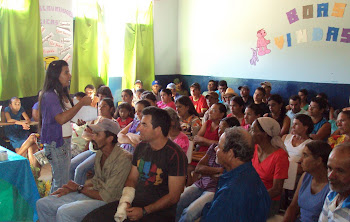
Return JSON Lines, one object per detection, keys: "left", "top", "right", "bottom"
{"left": 36, "top": 119, "right": 132, "bottom": 222}
{"left": 200, "top": 127, "right": 271, "bottom": 221}
{"left": 319, "top": 143, "right": 350, "bottom": 221}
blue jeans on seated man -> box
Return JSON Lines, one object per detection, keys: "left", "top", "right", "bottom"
{"left": 176, "top": 184, "right": 215, "bottom": 222}
{"left": 45, "top": 138, "right": 72, "bottom": 193}
{"left": 36, "top": 192, "right": 106, "bottom": 222}
{"left": 69, "top": 150, "right": 96, "bottom": 185}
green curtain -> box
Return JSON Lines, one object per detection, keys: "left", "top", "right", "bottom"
{"left": 122, "top": 1, "right": 154, "bottom": 91}
{"left": 0, "top": 0, "right": 45, "bottom": 101}
{"left": 71, "top": 0, "right": 109, "bottom": 93}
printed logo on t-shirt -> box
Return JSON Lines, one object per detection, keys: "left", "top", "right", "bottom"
{"left": 137, "top": 159, "right": 163, "bottom": 186}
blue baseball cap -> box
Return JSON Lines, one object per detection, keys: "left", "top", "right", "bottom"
{"left": 152, "top": 80, "right": 160, "bottom": 86}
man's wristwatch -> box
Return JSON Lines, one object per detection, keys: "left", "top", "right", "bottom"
{"left": 142, "top": 207, "right": 148, "bottom": 216}
{"left": 77, "top": 185, "right": 84, "bottom": 193}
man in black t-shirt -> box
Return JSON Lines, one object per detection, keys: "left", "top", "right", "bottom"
{"left": 83, "top": 107, "right": 188, "bottom": 222}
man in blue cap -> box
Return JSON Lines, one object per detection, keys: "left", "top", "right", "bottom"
{"left": 151, "top": 80, "right": 161, "bottom": 102}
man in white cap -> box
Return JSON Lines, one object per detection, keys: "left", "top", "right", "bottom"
{"left": 36, "top": 118, "right": 132, "bottom": 222}
{"left": 260, "top": 81, "right": 272, "bottom": 103}
{"left": 167, "top": 82, "right": 181, "bottom": 101}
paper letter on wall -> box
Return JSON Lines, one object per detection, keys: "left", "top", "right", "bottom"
{"left": 296, "top": 29, "right": 308, "bottom": 43}
{"left": 286, "top": 8, "right": 299, "bottom": 24}
{"left": 340, "top": 29, "right": 350, "bottom": 43}
{"left": 332, "top": 3, "right": 347, "bottom": 18}
{"left": 312, "top": 28, "right": 323, "bottom": 41}
{"left": 317, "top": 3, "right": 329, "bottom": 17}
{"left": 303, "top": 5, "right": 314, "bottom": 19}
{"left": 326, "top": 27, "right": 339, "bottom": 41}
{"left": 274, "top": 36, "right": 284, "bottom": 49}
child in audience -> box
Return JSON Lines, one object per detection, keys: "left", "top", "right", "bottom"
{"left": 121, "top": 89, "right": 133, "bottom": 106}
{"left": 4, "top": 97, "right": 31, "bottom": 150}
{"left": 115, "top": 102, "right": 134, "bottom": 129}
{"left": 141, "top": 91, "right": 157, "bottom": 107}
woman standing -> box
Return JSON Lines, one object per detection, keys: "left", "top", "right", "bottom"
{"left": 39, "top": 60, "right": 91, "bottom": 193}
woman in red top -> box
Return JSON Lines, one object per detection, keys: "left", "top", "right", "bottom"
{"left": 250, "top": 117, "right": 289, "bottom": 218}
{"left": 187, "top": 103, "right": 226, "bottom": 185}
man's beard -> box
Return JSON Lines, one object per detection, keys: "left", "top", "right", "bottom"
{"left": 91, "top": 140, "right": 106, "bottom": 151}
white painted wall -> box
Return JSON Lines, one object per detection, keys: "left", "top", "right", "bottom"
{"left": 177, "top": 0, "right": 350, "bottom": 83}
{"left": 153, "top": 0, "right": 178, "bottom": 75}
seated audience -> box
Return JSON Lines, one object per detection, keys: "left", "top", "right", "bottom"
{"left": 309, "top": 97, "right": 331, "bottom": 140}
{"left": 201, "top": 127, "right": 271, "bottom": 221}
{"left": 222, "top": 87, "right": 237, "bottom": 106}
{"left": 118, "top": 100, "right": 151, "bottom": 154}
{"left": 151, "top": 80, "right": 161, "bottom": 101}
{"left": 135, "top": 88, "right": 146, "bottom": 103}
{"left": 298, "top": 89, "right": 309, "bottom": 111}
{"left": 4, "top": 97, "right": 31, "bottom": 153}
{"left": 328, "top": 110, "right": 350, "bottom": 148}
{"left": 251, "top": 117, "right": 289, "bottom": 217}
{"left": 190, "top": 82, "right": 209, "bottom": 117}
{"left": 121, "top": 89, "right": 133, "bottom": 106}
{"left": 174, "top": 78, "right": 189, "bottom": 96}
{"left": 36, "top": 119, "right": 132, "bottom": 222}
{"left": 243, "top": 103, "right": 263, "bottom": 131}
{"left": 132, "top": 80, "right": 143, "bottom": 105}
{"left": 70, "top": 98, "right": 116, "bottom": 186}
{"left": 284, "top": 140, "right": 331, "bottom": 222}
{"left": 176, "top": 117, "right": 240, "bottom": 222}
{"left": 167, "top": 83, "right": 181, "bottom": 101}
{"left": 228, "top": 96, "right": 246, "bottom": 126}
{"left": 261, "top": 81, "right": 272, "bottom": 103}
{"left": 15, "top": 133, "right": 40, "bottom": 167}
{"left": 84, "top": 84, "right": 99, "bottom": 107}
{"left": 202, "top": 80, "right": 218, "bottom": 97}
{"left": 286, "top": 95, "right": 308, "bottom": 131}
{"left": 140, "top": 91, "right": 157, "bottom": 107}
{"left": 202, "top": 92, "right": 219, "bottom": 124}
{"left": 97, "top": 86, "right": 114, "bottom": 101}
{"left": 115, "top": 102, "right": 134, "bottom": 129}
{"left": 165, "top": 107, "right": 189, "bottom": 154}
{"left": 175, "top": 96, "right": 202, "bottom": 137}
{"left": 253, "top": 86, "right": 269, "bottom": 114}
{"left": 265, "top": 94, "right": 291, "bottom": 136}
{"left": 318, "top": 143, "right": 350, "bottom": 221}
{"left": 157, "top": 88, "right": 176, "bottom": 110}
{"left": 83, "top": 107, "right": 188, "bottom": 222}
{"left": 238, "top": 85, "right": 253, "bottom": 108}
{"left": 217, "top": 80, "right": 228, "bottom": 103}
{"left": 283, "top": 114, "right": 313, "bottom": 172}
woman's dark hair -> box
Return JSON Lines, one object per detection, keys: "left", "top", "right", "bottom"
{"left": 221, "top": 116, "right": 240, "bottom": 127}
{"left": 39, "top": 60, "right": 72, "bottom": 128}
{"left": 160, "top": 88, "right": 173, "bottom": 101}
{"left": 84, "top": 84, "right": 95, "bottom": 91}
{"left": 141, "top": 92, "right": 157, "bottom": 102}
{"left": 268, "top": 94, "right": 287, "bottom": 125}
{"left": 230, "top": 96, "right": 245, "bottom": 113}
{"left": 310, "top": 97, "right": 327, "bottom": 111}
{"left": 122, "top": 89, "right": 133, "bottom": 97}
{"left": 115, "top": 102, "right": 134, "bottom": 119}
{"left": 295, "top": 114, "right": 314, "bottom": 135}
{"left": 213, "top": 103, "right": 227, "bottom": 119}
{"left": 175, "top": 96, "right": 199, "bottom": 117}
{"left": 74, "top": 92, "right": 86, "bottom": 99}
{"left": 317, "top": 92, "right": 328, "bottom": 100}
{"left": 97, "top": 86, "right": 113, "bottom": 100}
{"left": 299, "top": 89, "right": 308, "bottom": 96}
{"left": 305, "top": 140, "right": 332, "bottom": 168}
{"left": 100, "top": 98, "right": 116, "bottom": 117}
{"left": 246, "top": 103, "right": 264, "bottom": 117}
{"left": 256, "top": 87, "right": 266, "bottom": 96}
{"left": 135, "top": 99, "right": 151, "bottom": 108}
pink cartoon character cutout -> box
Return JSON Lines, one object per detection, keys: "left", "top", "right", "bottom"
{"left": 257, "top": 29, "right": 271, "bottom": 56}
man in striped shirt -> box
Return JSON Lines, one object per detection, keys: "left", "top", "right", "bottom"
{"left": 319, "top": 143, "right": 350, "bottom": 222}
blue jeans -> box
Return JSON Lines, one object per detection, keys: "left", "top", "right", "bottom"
{"left": 36, "top": 192, "right": 106, "bottom": 222}
{"left": 176, "top": 184, "right": 215, "bottom": 222}
{"left": 45, "top": 138, "right": 72, "bottom": 193}
{"left": 69, "top": 150, "right": 95, "bottom": 185}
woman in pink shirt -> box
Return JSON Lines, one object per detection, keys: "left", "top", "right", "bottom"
{"left": 157, "top": 89, "right": 176, "bottom": 110}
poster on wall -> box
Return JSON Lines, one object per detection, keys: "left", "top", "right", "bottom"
{"left": 39, "top": 0, "right": 73, "bottom": 69}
